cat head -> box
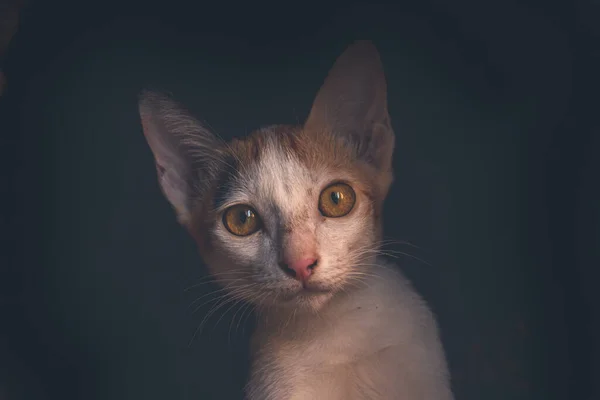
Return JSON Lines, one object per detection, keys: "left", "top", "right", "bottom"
{"left": 139, "top": 41, "right": 395, "bottom": 312}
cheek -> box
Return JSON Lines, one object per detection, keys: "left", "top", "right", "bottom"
{"left": 211, "top": 229, "right": 262, "bottom": 264}
{"left": 203, "top": 228, "right": 282, "bottom": 279}
{"left": 317, "top": 206, "right": 376, "bottom": 261}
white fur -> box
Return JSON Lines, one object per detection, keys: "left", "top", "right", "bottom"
{"left": 246, "top": 259, "right": 453, "bottom": 400}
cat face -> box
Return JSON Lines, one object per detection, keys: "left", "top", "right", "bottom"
{"left": 191, "top": 127, "right": 386, "bottom": 311}
{"left": 139, "top": 41, "right": 395, "bottom": 311}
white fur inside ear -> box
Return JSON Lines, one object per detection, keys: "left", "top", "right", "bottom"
{"left": 158, "top": 166, "right": 191, "bottom": 224}
{"left": 138, "top": 90, "right": 221, "bottom": 225}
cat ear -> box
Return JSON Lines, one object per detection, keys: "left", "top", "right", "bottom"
{"left": 138, "top": 90, "right": 222, "bottom": 224}
{"left": 304, "top": 41, "right": 394, "bottom": 174}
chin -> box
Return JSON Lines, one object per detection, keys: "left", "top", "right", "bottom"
{"left": 281, "top": 289, "right": 335, "bottom": 313}
{"left": 248, "top": 286, "right": 334, "bottom": 313}
{"left": 301, "top": 292, "right": 334, "bottom": 312}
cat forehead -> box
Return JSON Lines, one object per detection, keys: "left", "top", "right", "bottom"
{"left": 210, "top": 125, "right": 376, "bottom": 214}
{"left": 223, "top": 130, "right": 320, "bottom": 210}
{"left": 212, "top": 126, "right": 350, "bottom": 206}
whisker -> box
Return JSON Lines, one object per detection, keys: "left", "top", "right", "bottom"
{"left": 184, "top": 277, "right": 247, "bottom": 292}
{"left": 186, "top": 282, "right": 247, "bottom": 310}
{"left": 214, "top": 296, "right": 249, "bottom": 336}
{"left": 230, "top": 297, "right": 255, "bottom": 341}
{"left": 378, "top": 237, "right": 422, "bottom": 249}
{"left": 190, "top": 283, "right": 253, "bottom": 315}
{"left": 188, "top": 286, "right": 258, "bottom": 347}
{"left": 348, "top": 246, "right": 432, "bottom": 267}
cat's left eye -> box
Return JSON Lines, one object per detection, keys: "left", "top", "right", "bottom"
{"left": 318, "top": 183, "right": 356, "bottom": 218}
{"left": 223, "top": 205, "right": 261, "bottom": 236}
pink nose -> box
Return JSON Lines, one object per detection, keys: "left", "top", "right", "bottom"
{"left": 280, "top": 257, "right": 318, "bottom": 282}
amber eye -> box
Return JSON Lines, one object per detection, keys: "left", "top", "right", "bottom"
{"left": 222, "top": 205, "right": 261, "bottom": 236}
{"left": 318, "top": 183, "right": 356, "bottom": 218}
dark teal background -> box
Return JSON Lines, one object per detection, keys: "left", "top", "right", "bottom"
{"left": 2, "top": 1, "right": 599, "bottom": 399}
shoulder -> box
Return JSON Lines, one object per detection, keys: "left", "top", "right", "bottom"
{"left": 364, "top": 257, "right": 423, "bottom": 305}
{"left": 360, "top": 257, "right": 440, "bottom": 333}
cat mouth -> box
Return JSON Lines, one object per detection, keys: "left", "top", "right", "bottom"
{"left": 301, "top": 286, "right": 330, "bottom": 294}
{"left": 293, "top": 283, "right": 333, "bottom": 298}
{"left": 278, "top": 285, "right": 331, "bottom": 300}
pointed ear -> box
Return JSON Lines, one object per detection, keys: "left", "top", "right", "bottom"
{"left": 304, "top": 41, "right": 394, "bottom": 175}
{"left": 138, "top": 90, "right": 222, "bottom": 225}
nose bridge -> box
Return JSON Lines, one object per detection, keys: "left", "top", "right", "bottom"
{"left": 278, "top": 221, "right": 317, "bottom": 262}
{"left": 260, "top": 150, "right": 317, "bottom": 261}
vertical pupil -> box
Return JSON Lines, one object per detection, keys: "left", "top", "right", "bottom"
{"left": 239, "top": 210, "right": 250, "bottom": 224}
{"left": 331, "top": 191, "right": 342, "bottom": 204}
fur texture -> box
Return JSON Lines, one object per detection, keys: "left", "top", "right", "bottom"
{"left": 138, "top": 41, "right": 453, "bottom": 399}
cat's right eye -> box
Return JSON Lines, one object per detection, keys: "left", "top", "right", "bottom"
{"left": 222, "top": 204, "right": 262, "bottom": 236}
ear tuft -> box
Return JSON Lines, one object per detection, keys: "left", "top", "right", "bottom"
{"left": 138, "top": 90, "right": 222, "bottom": 224}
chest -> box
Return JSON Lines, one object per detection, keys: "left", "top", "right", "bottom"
{"left": 247, "top": 311, "right": 404, "bottom": 400}
{"left": 249, "top": 341, "right": 399, "bottom": 400}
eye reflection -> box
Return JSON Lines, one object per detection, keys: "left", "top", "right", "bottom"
{"left": 330, "top": 191, "right": 341, "bottom": 204}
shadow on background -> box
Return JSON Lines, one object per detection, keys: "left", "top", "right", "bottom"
{"left": 1, "top": 1, "right": 599, "bottom": 399}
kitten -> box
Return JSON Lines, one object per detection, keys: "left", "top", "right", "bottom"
{"left": 138, "top": 41, "right": 453, "bottom": 400}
